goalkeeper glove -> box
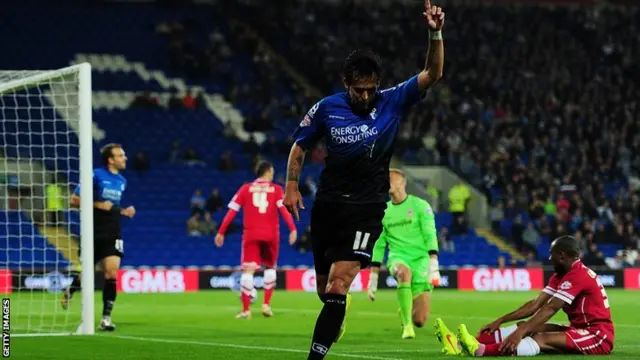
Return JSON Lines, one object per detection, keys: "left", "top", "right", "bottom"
{"left": 428, "top": 257, "right": 441, "bottom": 287}
{"left": 367, "top": 272, "right": 379, "bottom": 301}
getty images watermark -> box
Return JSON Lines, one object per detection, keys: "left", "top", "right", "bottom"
{"left": 2, "top": 299, "right": 9, "bottom": 358}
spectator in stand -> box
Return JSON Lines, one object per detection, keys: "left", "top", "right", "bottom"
{"left": 490, "top": 201, "right": 504, "bottom": 234}
{"left": 190, "top": 189, "right": 206, "bottom": 215}
{"left": 133, "top": 152, "right": 150, "bottom": 175}
{"left": 295, "top": 225, "right": 312, "bottom": 254}
{"left": 438, "top": 226, "right": 454, "bottom": 253}
{"left": 218, "top": 151, "right": 237, "bottom": 171}
{"left": 243, "top": 134, "right": 260, "bottom": 156}
{"left": 168, "top": 140, "right": 182, "bottom": 163}
{"left": 261, "top": 135, "right": 281, "bottom": 156}
{"left": 525, "top": 252, "right": 542, "bottom": 267}
{"left": 584, "top": 243, "right": 607, "bottom": 268}
{"left": 183, "top": 89, "right": 197, "bottom": 109}
{"left": 522, "top": 222, "right": 541, "bottom": 256}
{"left": 205, "top": 188, "right": 225, "bottom": 213}
{"left": 129, "top": 91, "right": 159, "bottom": 109}
{"left": 556, "top": 193, "right": 571, "bottom": 223}
{"left": 187, "top": 213, "right": 201, "bottom": 236}
{"left": 183, "top": 148, "right": 205, "bottom": 167}
{"left": 198, "top": 212, "right": 217, "bottom": 235}
{"left": 511, "top": 215, "right": 525, "bottom": 252}
{"left": 448, "top": 180, "right": 471, "bottom": 234}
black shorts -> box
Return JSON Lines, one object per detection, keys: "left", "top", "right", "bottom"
{"left": 310, "top": 200, "right": 386, "bottom": 276}
{"left": 78, "top": 236, "right": 124, "bottom": 264}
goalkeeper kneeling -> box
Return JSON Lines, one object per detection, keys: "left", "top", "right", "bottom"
{"left": 367, "top": 169, "right": 441, "bottom": 340}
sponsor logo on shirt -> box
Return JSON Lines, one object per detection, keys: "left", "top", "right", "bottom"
{"left": 300, "top": 115, "right": 311, "bottom": 127}
{"left": 560, "top": 281, "right": 572, "bottom": 290}
{"left": 330, "top": 125, "right": 378, "bottom": 144}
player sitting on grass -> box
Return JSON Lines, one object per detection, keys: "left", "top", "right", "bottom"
{"left": 367, "top": 168, "right": 440, "bottom": 340}
{"left": 435, "top": 235, "right": 615, "bottom": 357}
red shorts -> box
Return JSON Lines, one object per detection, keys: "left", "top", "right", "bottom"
{"left": 565, "top": 328, "right": 613, "bottom": 355}
{"left": 241, "top": 240, "right": 279, "bottom": 269}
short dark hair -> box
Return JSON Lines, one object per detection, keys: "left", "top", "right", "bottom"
{"left": 342, "top": 50, "right": 383, "bottom": 86}
{"left": 100, "top": 143, "right": 122, "bottom": 166}
{"left": 552, "top": 235, "right": 580, "bottom": 258}
{"left": 256, "top": 161, "right": 273, "bottom": 177}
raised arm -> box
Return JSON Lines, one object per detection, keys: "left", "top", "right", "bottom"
{"left": 417, "top": 0, "right": 445, "bottom": 91}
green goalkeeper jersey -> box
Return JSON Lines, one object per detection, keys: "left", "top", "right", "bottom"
{"left": 372, "top": 194, "right": 438, "bottom": 264}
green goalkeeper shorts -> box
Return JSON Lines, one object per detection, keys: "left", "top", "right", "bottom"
{"left": 387, "top": 255, "right": 433, "bottom": 295}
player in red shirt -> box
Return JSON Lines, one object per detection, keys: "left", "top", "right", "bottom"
{"left": 434, "top": 235, "right": 615, "bottom": 357}
{"left": 215, "top": 162, "right": 297, "bottom": 319}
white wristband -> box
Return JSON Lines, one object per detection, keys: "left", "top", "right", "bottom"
{"left": 368, "top": 272, "right": 379, "bottom": 292}
{"left": 429, "top": 257, "right": 439, "bottom": 273}
{"left": 430, "top": 30, "right": 443, "bottom": 40}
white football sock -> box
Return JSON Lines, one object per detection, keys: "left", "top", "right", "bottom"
{"left": 240, "top": 273, "right": 254, "bottom": 295}
{"left": 264, "top": 269, "right": 276, "bottom": 290}
{"left": 496, "top": 324, "right": 518, "bottom": 343}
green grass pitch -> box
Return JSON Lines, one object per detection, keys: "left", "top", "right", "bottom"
{"left": 9, "top": 290, "right": 640, "bottom": 359}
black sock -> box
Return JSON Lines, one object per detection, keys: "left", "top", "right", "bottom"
{"left": 307, "top": 293, "right": 346, "bottom": 360}
{"left": 102, "top": 279, "right": 117, "bottom": 317}
{"left": 68, "top": 273, "right": 81, "bottom": 295}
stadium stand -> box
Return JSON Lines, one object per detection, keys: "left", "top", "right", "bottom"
{"left": 2, "top": 0, "right": 638, "bottom": 271}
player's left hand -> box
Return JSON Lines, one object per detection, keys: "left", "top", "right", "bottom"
{"left": 424, "top": 0, "right": 445, "bottom": 31}
{"left": 499, "top": 327, "right": 525, "bottom": 355}
{"left": 429, "top": 270, "right": 441, "bottom": 286}
{"left": 283, "top": 182, "right": 305, "bottom": 221}
{"left": 289, "top": 230, "right": 298, "bottom": 246}
{"left": 215, "top": 234, "right": 224, "bottom": 247}
{"left": 122, "top": 206, "right": 136, "bottom": 218}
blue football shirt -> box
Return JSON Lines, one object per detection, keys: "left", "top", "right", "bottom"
{"left": 293, "top": 75, "right": 424, "bottom": 203}
{"left": 74, "top": 167, "right": 127, "bottom": 237}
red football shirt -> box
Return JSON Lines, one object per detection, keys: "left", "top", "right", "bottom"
{"left": 543, "top": 260, "right": 615, "bottom": 343}
{"left": 226, "top": 179, "right": 294, "bottom": 242}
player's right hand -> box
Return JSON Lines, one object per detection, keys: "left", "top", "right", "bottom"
{"left": 283, "top": 182, "right": 305, "bottom": 221}
{"left": 288, "top": 230, "right": 297, "bottom": 246}
{"left": 99, "top": 201, "right": 114, "bottom": 211}
{"left": 214, "top": 234, "right": 224, "bottom": 247}
{"left": 367, "top": 288, "right": 376, "bottom": 302}
{"left": 478, "top": 319, "right": 502, "bottom": 335}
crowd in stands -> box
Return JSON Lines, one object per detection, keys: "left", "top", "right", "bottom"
{"left": 230, "top": 0, "right": 640, "bottom": 266}
{"left": 112, "top": 0, "right": 640, "bottom": 267}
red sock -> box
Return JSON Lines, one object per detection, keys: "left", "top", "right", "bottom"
{"left": 477, "top": 343, "right": 503, "bottom": 357}
{"left": 264, "top": 285, "right": 274, "bottom": 306}
{"left": 241, "top": 291, "right": 252, "bottom": 312}
{"left": 477, "top": 332, "right": 497, "bottom": 344}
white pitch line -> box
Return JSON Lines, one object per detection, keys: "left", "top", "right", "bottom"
{"left": 109, "top": 335, "right": 405, "bottom": 360}
{"left": 218, "top": 306, "right": 640, "bottom": 329}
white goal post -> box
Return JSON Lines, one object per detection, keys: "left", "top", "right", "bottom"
{"left": 0, "top": 63, "right": 94, "bottom": 336}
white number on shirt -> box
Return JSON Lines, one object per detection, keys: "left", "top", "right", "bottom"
{"left": 252, "top": 192, "right": 269, "bottom": 214}
{"left": 595, "top": 276, "right": 610, "bottom": 309}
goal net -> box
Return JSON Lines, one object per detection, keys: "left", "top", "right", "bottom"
{"left": 0, "top": 63, "right": 95, "bottom": 336}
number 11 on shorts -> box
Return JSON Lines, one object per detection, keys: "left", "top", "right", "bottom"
{"left": 353, "top": 231, "right": 370, "bottom": 250}
{"left": 115, "top": 239, "right": 124, "bottom": 252}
